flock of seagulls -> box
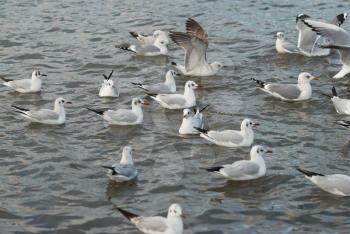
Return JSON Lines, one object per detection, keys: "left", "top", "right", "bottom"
{"left": 3, "top": 13, "right": 350, "bottom": 233}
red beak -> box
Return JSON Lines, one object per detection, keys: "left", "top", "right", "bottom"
{"left": 142, "top": 100, "right": 149, "bottom": 106}
{"left": 265, "top": 149, "right": 273, "bottom": 154}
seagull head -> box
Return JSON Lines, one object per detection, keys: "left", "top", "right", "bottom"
{"left": 210, "top": 62, "right": 224, "bottom": 72}
{"left": 121, "top": 145, "right": 134, "bottom": 164}
{"left": 274, "top": 32, "right": 285, "bottom": 40}
{"left": 298, "top": 72, "right": 319, "bottom": 84}
{"left": 166, "top": 70, "right": 178, "bottom": 80}
{"left": 154, "top": 30, "right": 170, "bottom": 46}
{"left": 32, "top": 70, "right": 47, "bottom": 79}
{"left": 182, "top": 109, "right": 193, "bottom": 119}
{"left": 106, "top": 79, "right": 115, "bottom": 87}
{"left": 241, "top": 118, "right": 259, "bottom": 131}
{"left": 132, "top": 97, "right": 149, "bottom": 108}
{"left": 55, "top": 97, "right": 72, "bottom": 109}
{"left": 168, "top": 203, "right": 184, "bottom": 219}
{"left": 185, "top": 81, "right": 200, "bottom": 90}
{"left": 250, "top": 145, "right": 273, "bottom": 159}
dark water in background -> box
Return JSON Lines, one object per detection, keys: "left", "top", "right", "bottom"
{"left": 1, "top": 0, "right": 350, "bottom": 233}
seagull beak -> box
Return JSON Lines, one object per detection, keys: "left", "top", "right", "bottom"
{"left": 196, "top": 85, "right": 202, "bottom": 88}
{"left": 273, "top": 35, "right": 277, "bottom": 38}
{"left": 253, "top": 122, "right": 260, "bottom": 127}
{"left": 65, "top": 101, "right": 72, "bottom": 104}
{"left": 175, "top": 73, "right": 181, "bottom": 77}
{"left": 142, "top": 100, "right": 149, "bottom": 106}
{"left": 265, "top": 149, "right": 273, "bottom": 154}
{"left": 311, "top": 76, "right": 320, "bottom": 80}
{"left": 41, "top": 74, "right": 47, "bottom": 77}
{"left": 180, "top": 213, "right": 186, "bottom": 218}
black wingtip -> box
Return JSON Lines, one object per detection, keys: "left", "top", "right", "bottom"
{"left": 332, "top": 86, "right": 338, "bottom": 97}
{"left": 250, "top": 78, "right": 265, "bottom": 88}
{"left": 147, "top": 93, "right": 157, "bottom": 97}
{"left": 129, "top": 31, "right": 139, "bottom": 38}
{"left": 102, "top": 166, "right": 117, "bottom": 175}
{"left": 0, "top": 76, "right": 13, "bottom": 82}
{"left": 116, "top": 207, "right": 140, "bottom": 221}
{"left": 297, "top": 168, "right": 324, "bottom": 177}
{"left": 336, "top": 120, "right": 350, "bottom": 129}
{"left": 108, "top": 70, "right": 114, "bottom": 79}
{"left": 11, "top": 105, "right": 29, "bottom": 112}
{"left": 193, "top": 127, "right": 208, "bottom": 134}
{"left": 87, "top": 107, "right": 104, "bottom": 115}
{"left": 198, "top": 104, "right": 210, "bottom": 113}
{"left": 171, "top": 61, "right": 177, "bottom": 66}
{"left": 202, "top": 166, "right": 224, "bottom": 172}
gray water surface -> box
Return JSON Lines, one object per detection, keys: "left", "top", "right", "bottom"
{"left": 1, "top": 0, "right": 350, "bottom": 233}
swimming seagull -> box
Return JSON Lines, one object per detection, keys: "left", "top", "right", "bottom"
{"left": 131, "top": 70, "right": 178, "bottom": 94}
{"left": 302, "top": 17, "right": 350, "bottom": 79}
{"left": 330, "top": 86, "right": 350, "bottom": 115}
{"left": 178, "top": 105, "right": 209, "bottom": 135}
{"left": 87, "top": 97, "right": 148, "bottom": 125}
{"left": 251, "top": 72, "right": 319, "bottom": 101}
{"left": 102, "top": 146, "right": 138, "bottom": 182}
{"left": 99, "top": 70, "right": 119, "bottom": 98}
{"left": 11, "top": 97, "right": 71, "bottom": 125}
{"left": 116, "top": 31, "right": 168, "bottom": 56}
{"left": 129, "top": 30, "right": 170, "bottom": 46}
{"left": 1, "top": 70, "right": 46, "bottom": 93}
{"left": 116, "top": 203, "right": 184, "bottom": 234}
{"left": 169, "top": 18, "right": 223, "bottom": 76}
{"left": 194, "top": 118, "right": 258, "bottom": 148}
{"left": 297, "top": 168, "right": 350, "bottom": 196}
{"left": 274, "top": 32, "right": 301, "bottom": 54}
{"left": 148, "top": 80, "right": 199, "bottom": 109}
{"left": 296, "top": 13, "right": 347, "bottom": 57}
{"left": 203, "top": 145, "right": 272, "bottom": 180}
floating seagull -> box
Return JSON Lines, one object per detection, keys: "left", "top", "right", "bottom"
{"left": 102, "top": 146, "right": 138, "bottom": 182}
{"left": 302, "top": 17, "right": 350, "bottom": 79}
{"left": 131, "top": 70, "right": 178, "bottom": 94}
{"left": 297, "top": 168, "right": 350, "bottom": 196}
{"left": 296, "top": 13, "right": 347, "bottom": 57}
{"left": 116, "top": 31, "right": 168, "bottom": 56}
{"left": 203, "top": 145, "right": 272, "bottom": 180}
{"left": 129, "top": 30, "right": 170, "bottom": 46}
{"left": 87, "top": 97, "right": 148, "bottom": 125}
{"left": 11, "top": 97, "right": 71, "bottom": 125}
{"left": 274, "top": 32, "right": 300, "bottom": 54}
{"left": 195, "top": 118, "right": 258, "bottom": 147}
{"left": 330, "top": 86, "right": 350, "bottom": 115}
{"left": 148, "top": 80, "right": 199, "bottom": 109}
{"left": 1, "top": 70, "right": 46, "bottom": 93}
{"left": 99, "top": 70, "right": 119, "bottom": 98}
{"left": 116, "top": 203, "right": 184, "bottom": 234}
{"left": 169, "top": 18, "right": 223, "bottom": 76}
{"left": 251, "top": 72, "right": 319, "bottom": 101}
{"left": 178, "top": 105, "right": 209, "bottom": 135}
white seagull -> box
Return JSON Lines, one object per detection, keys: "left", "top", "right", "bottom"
{"left": 302, "top": 16, "right": 350, "bottom": 79}
{"left": 116, "top": 203, "right": 184, "bottom": 234}
{"left": 11, "top": 97, "right": 71, "bottom": 125}
{"left": 170, "top": 18, "right": 223, "bottom": 76}
{"left": 274, "top": 32, "right": 300, "bottom": 54}
{"left": 330, "top": 86, "right": 350, "bottom": 115}
{"left": 99, "top": 70, "right": 119, "bottom": 98}
{"left": 297, "top": 168, "right": 350, "bottom": 196}
{"left": 204, "top": 145, "right": 272, "bottom": 180}
{"left": 195, "top": 118, "right": 258, "bottom": 148}
{"left": 178, "top": 105, "right": 209, "bottom": 135}
{"left": 1, "top": 70, "right": 46, "bottom": 93}
{"left": 87, "top": 97, "right": 148, "bottom": 125}
{"left": 131, "top": 70, "right": 178, "bottom": 94}
{"left": 296, "top": 13, "right": 347, "bottom": 57}
{"left": 149, "top": 80, "right": 199, "bottom": 109}
{"left": 251, "top": 72, "right": 319, "bottom": 101}
{"left": 129, "top": 30, "right": 170, "bottom": 46}
{"left": 102, "top": 146, "right": 138, "bottom": 182}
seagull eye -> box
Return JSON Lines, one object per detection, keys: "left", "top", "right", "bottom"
{"left": 246, "top": 123, "right": 248, "bottom": 127}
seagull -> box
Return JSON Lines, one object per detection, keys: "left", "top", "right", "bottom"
{"left": 116, "top": 31, "right": 168, "bottom": 56}
{"left": 296, "top": 13, "right": 347, "bottom": 57}
{"left": 1, "top": 70, "right": 46, "bottom": 93}
{"left": 129, "top": 30, "right": 170, "bottom": 46}
{"left": 102, "top": 146, "right": 138, "bottom": 182}
{"left": 99, "top": 70, "right": 119, "bottom": 98}
{"left": 330, "top": 86, "right": 350, "bottom": 115}
{"left": 297, "top": 168, "right": 350, "bottom": 196}
{"left": 11, "top": 97, "right": 71, "bottom": 125}
{"left": 274, "top": 32, "right": 300, "bottom": 54}
{"left": 116, "top": 203, "right": 184, "bottom": 234}
{"left": 178, "top": 105, "right": 209, "bottom": 135}
{"left": 169, "top": 18, "right": 223, "bottom": 76}
{"left": 336, "top": 120, "right": 350, "bottom": 129}
{"left": 251, "top": 72, "right": 319, "bottom": 101}
{"left": 148, "top": 80, "right": 199, "bottom": 109}
{"left": 203, "top": 145, "right": 272, "bottom": 180}
{"left": 131, "top": 70, "right": 178, "bottom": 94}
{"left": 301, "top": 16, "right": 350, "bottom": 79}
{"left": 87, "top": 97, "right": 148, "bottom": 125}
{"left": 194, "top": 118, "right": 258, "bottom": 148}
